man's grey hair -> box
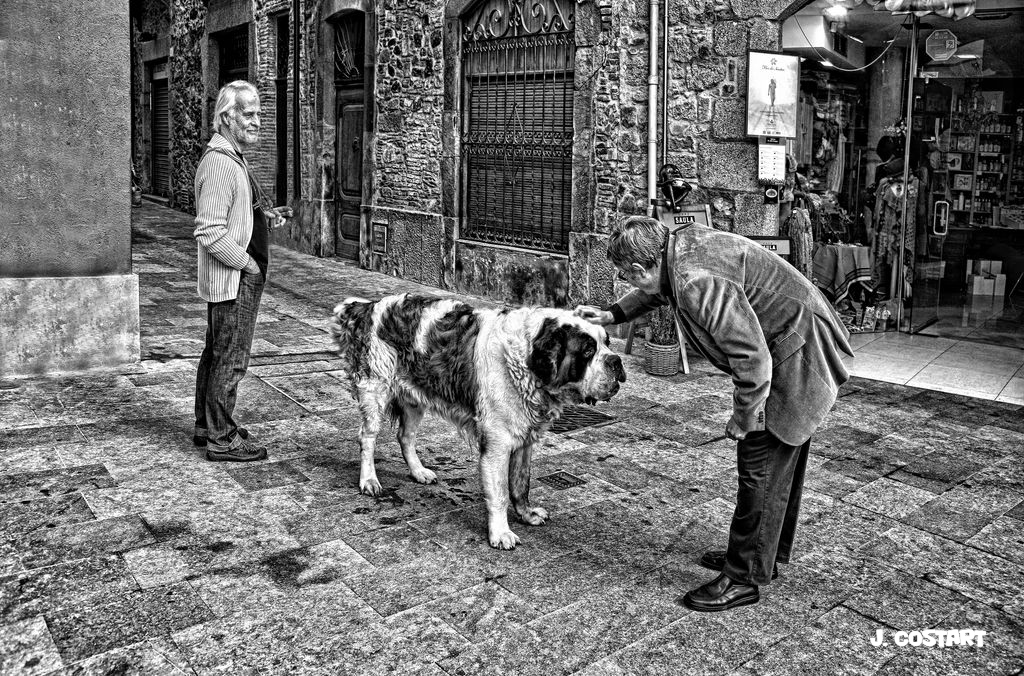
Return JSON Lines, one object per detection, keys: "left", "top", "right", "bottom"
{"left": 607, "top": 215, "right": 668, "bottom": 269}
{"left": 212, "top": 80, "right": 259, "bottom": 135}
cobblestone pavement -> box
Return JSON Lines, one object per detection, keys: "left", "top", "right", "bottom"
{"left": 1, "top": 202, "right": 1022, "bottom": 675}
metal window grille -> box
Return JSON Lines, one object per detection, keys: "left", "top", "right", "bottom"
{"left": 218, "top": 25, "right": 249, "bottom": 86}
{"left": 333, "top": 13, "right": 365, "bottom": 86}
{"left": 460, "top": 0, "right": 575, "bottom": 254}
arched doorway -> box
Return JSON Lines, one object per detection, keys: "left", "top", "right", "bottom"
{"left": 330, "top": 10, "right": 367, "bottom": 260}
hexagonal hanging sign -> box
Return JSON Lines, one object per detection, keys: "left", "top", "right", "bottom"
{"left": 925, "top": 29, "right": 958, "bottom": 62}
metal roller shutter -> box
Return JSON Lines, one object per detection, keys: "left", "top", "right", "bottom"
{"left": 152, "top": 80, "right": 170, "bottom": 197}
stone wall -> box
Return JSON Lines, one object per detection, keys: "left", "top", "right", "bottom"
{"left": 248, "top": 0, "right": 292, "bottom": 198}
{"left": 168, "top": 0, "right": 210, "bottom": 213}
{"left": 1, "top": 0, "right": 132, "bottom": 278}
{"left": 1, "top": 0, "right": 140, "bottom": 375}
{"left": 593, "top": 0, "right": 784, "bottom": 238}
{"left": 373, "top": 1, "right": 446, "bottom": 212}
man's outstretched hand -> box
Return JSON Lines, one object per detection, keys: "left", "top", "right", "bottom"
{"left": 574, "top": 305, "right": 614, "bottom": 326}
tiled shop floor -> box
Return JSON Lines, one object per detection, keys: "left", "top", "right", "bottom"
{"left": 845, "top": 331, "right": 1024, "bottom": 404}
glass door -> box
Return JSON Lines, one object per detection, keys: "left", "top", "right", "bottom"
{"left": 905, "top": 78, "right": 952, "bottom": 333}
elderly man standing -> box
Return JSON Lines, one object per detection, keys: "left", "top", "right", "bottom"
{"left": 577, "top": 215, "right": 853, "bottom": 611}
{"left": 192, "top": 80, "right": 290, "bottom": 462}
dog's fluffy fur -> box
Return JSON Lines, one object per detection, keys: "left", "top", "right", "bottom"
{"left": 330, "top": 293, "right": 625, "bottom": 549}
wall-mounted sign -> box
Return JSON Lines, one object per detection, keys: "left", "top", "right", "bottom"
{"left": 758, "top": 135, "right": 787, "bottom": 183}
{"left": 371, "top": 222, "right": 388, "bottom": 255}
{"left": 746, "top": 51, "right": 800, "bottom": 139}
{"left": 748, "top": 236, "right": 791, "bottom": 256}
{"left": 925, "top": 29, "right": 958, "bottom": 62}
{"left": 656, "top": 204, "right": 712, "bottom": 232}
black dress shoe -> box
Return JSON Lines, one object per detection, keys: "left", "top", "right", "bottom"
{"left": 699, "top": 550, "right": 779, "bottom": 580}
{"left": 205, "top": 439, "right": 267, "bottom": 462}
{"left": 680, "top": 573, "right": 759, "bottom": 612}
{"left": 193, "top": 427, "right": 249, "bottom": 447}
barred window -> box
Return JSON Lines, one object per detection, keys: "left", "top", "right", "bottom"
{"left": 460, "top": 0, "right": 575, "bottom": 254}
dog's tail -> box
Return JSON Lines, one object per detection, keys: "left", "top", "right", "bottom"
{"left": 330, "top": 297, "right": 375, "bottom": 372}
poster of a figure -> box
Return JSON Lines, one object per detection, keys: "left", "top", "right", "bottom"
{"left": 746, "top": 51, "right": 800, "bottom": 138}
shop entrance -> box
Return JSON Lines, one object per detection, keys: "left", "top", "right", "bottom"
{"left": 782, "top": 3, "right": 1024, "bottom": 348}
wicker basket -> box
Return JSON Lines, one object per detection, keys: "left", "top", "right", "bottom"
{"left": 644, "top": 341, "right": 680, "bottom": 376}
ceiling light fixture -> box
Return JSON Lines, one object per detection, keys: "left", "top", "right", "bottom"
{"left": 823, "top": 5, "right": 848, "bottom": 21}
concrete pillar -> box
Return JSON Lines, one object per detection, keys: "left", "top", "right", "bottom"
{"left": 0, "top": 0, "right": 140, "bottom": 376}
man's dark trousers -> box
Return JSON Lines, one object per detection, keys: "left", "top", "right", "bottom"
{"left": 722, "top": 430, "right": 811, "bottom": 585}
{"left": 194, "top": 269, "right": 264, "bottom": 450}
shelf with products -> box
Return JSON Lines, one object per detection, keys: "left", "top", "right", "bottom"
{"left": 946, "top": 89, "right": 1020, "bottom": 222}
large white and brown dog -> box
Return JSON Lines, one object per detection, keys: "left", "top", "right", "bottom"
{"left": 330, "top": 293, "right": 625, "bottom": 549}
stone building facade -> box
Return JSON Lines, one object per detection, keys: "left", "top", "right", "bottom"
{"left": 130, "top": 0, "right": 808, "bottom": 309}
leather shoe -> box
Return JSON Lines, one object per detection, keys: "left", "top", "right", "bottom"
{"left": 680, "top": 573, "right": 759, "bottom": 612}
{"left": 193, "top": 427, "right": 249, "bottom": 447}
{"left": 205, "top": 439, "right": 267, "bottom": 462}
{"left": 699, "top": 550, "right": 778, "bottom": 580}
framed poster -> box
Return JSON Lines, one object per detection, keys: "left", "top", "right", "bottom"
{"left": 952, "top": 173, "right": 973, "bottom": 191}
{"left": 946, "top": 153, "right": 963, "bottom": 171}
{"left": 746, "top": 51, "right": 800, "bottom": 138}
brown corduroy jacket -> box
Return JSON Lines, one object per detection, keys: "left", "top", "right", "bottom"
{"left": 611, "top": 223, "right": 854, "bottom": 445}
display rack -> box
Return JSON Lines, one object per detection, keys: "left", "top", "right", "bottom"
{"left": 947, "top": 111, "right": 1015, "bottom": 227}
{"left": 1010, "top": 107, "right": 1024, "bottom": 207}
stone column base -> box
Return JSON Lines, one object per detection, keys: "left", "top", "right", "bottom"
{"left": 1, "top": 275, "right": 140, "bottom": 376}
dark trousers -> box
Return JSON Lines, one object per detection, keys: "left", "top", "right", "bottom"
{"left": 722, "top": 430, "right": 811, "bottom": 586}
{"left": 194, "top": 270, "right": 264, "bottom": 450}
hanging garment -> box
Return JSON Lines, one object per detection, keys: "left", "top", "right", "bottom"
{"left": 781, "top": 207, "right": 814, "bottom": 281}
{"left": 870, "top": 176, "right": 919, "bottom": 300}
{"left": 826, "top": 132, "right": 847, "bottom": 194}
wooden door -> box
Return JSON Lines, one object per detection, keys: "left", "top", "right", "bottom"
{"left": 335, "top": 90, "right": 363, "bottom": 260}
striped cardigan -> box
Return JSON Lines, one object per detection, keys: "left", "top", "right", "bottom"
{"left": 193, "top": 134, "right": 256, "bottom": 302}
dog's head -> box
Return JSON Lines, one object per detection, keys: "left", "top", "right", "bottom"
{"left": 527, "top": 314, "right": 626, "bottom": 403}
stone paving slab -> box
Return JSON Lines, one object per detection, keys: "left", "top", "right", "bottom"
{"left": 0, "top": 202, "right": 1022, "bottom": 674}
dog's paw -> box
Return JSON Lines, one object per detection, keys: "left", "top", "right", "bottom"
{"left": 489, "top": 530, "right": 521, "bottom": 550}
{"left": 410, "top": 467, "right": 437, "bottom": 485}
{"left": 359, "top": 477, "right": 383, "bottom": 497}
{"left": 518, "top": 506, "right": 548, "bottom": 526}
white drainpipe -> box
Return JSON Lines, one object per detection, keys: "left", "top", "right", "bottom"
{"left": 647, "top": 0, "right": 661, "bottom": 216}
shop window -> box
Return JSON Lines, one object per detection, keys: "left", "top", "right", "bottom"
{"left": 460, "top": 0, "right": 575, "bottom": 254}
{"left": 218, "top": 25, "right": 249, "bottom": 86}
